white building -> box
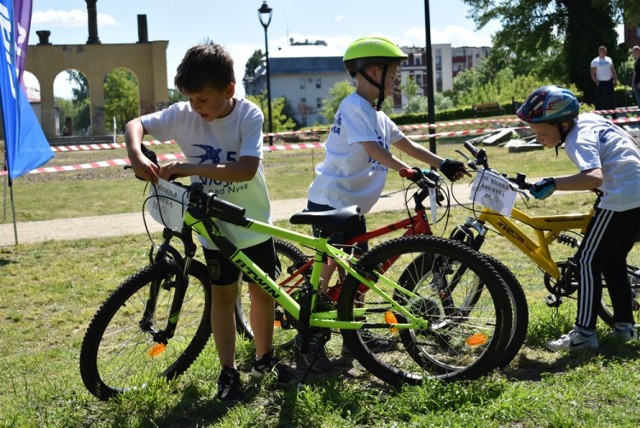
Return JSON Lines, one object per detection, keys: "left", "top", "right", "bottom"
{"left": 246, "top": 40, "right": 489, "bottom": 123}
{"left": 246, "top": 40, "right": 347, "bottom": 127}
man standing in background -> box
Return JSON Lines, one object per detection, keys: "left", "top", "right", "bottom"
{"left": 631, "top": 46, "right": 640, "bottom": 113}
{"left": 591, "top": 46, "right": 618, "bottom": 117}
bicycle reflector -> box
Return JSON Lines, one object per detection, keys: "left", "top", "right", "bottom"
{"left": 465, "top": 333, "right": 489, "bottom": 347}
{"left": 148, "top": 343, "right": 167, "bottom": 358}
{"left": 384, "top": 310, "right": 399, "bottom": 333}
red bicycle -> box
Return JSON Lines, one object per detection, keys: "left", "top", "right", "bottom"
{"left": 235, "top": 168, "right": 528, "bottom": 369}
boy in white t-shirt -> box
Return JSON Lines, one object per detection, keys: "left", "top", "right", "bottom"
{"left": 301, "top": 36, "right": 468, "bottom": 372}
{"left": 125, "top": 41, "right": 294, "bottom": 401}
{"left": 516, "top": 85, "right": 640, "bottom": 352}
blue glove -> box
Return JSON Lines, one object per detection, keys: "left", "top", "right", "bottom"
{"left": 529, "top": 178, "right": 556, "bottom": 200}
{"left": 439, "top": 158, "right": 466, "bottom": 181}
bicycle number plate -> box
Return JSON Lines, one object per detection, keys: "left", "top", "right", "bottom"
{"left": 147, "top": 178, "right": 188, "bottom": 231}
{"left": 469, "top": 170, "right": 517, "bottom": 216}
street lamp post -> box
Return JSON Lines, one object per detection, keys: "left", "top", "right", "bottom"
{"left": 258, "top": 1, "right": 273, "bottom": 145}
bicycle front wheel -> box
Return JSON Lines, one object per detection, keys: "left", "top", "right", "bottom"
{"left": 337, "top": 235, "right": 513, "bottom": 385}
{"left": 80, "top": 259, "right": 211, "bottom": 401}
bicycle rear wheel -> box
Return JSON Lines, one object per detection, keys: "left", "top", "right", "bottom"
{"left": 235, "top": 239, "right": 308, "bottom": 348}
{"left": 337, "top": 235, "right": 513, "bottom": 385}
{"left": 80, "top": 259, "right": 211, "bottom": 401}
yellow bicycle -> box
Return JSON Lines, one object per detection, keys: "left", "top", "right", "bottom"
{"left": 450, "top": 141, "right": 640, "bottom": 329}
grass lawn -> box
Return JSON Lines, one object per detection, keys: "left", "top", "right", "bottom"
{"left": 2, "top": 137, "right": 640, "bottom": 426}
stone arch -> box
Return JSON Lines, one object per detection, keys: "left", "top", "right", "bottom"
{"left": 25, "top": 39, "right": 168, "bottom": 138}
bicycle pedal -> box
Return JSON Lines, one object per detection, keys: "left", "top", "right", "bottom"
{"left": 545, "top": 294, "right": 562, "bottom": 307}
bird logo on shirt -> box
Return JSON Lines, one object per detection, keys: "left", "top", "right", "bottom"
{"left": 193, "top": 144, "right": 222, "bottom": 164}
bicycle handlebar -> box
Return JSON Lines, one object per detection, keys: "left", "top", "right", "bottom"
{"left": 399, "top": 167, "right": 440, "bottom": 189}
{"left": 461, "top": 142, "right": 532, "bottom": 191}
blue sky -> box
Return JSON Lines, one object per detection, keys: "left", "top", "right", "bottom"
{"left": 25, "top": 1, "right": 620, "bottom": 98}
{"left": 26, "top": 0, "right": 504, "bottom": 98}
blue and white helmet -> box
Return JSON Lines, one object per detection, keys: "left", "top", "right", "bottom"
{"left": 516, "top": 85, "right": 579, "bottom": 124}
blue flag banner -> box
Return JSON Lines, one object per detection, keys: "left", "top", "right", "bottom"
{"left": 1, "top": 0, "right": 53, "bottom": 180}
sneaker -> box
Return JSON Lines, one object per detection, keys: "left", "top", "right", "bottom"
{"left": 546, "top": 328, "right": 599, "bottom": 352}
{"left": 251, "top": 350, "right": 298, "bottom": 384}
{"left": 217, "top": 366, "right": 242, "bottom": 401}
{"left": 613, "top": 323, "right": 637, "bottom": 342}
{"left": 296, "top": 332, "right": 333, "bottom": 373}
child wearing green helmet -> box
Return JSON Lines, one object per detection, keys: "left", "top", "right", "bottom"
{"left": 298, "top": 36, "right": 469, "bottom": 373}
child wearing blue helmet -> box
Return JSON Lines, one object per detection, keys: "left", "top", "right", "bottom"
{"left": 517, "top": 85, "right": 640, "bottom": 351}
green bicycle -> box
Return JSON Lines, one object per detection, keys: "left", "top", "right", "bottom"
{"left": 80, "top": 174, "right": 516, "bottom": 401}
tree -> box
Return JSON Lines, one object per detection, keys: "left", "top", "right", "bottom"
{"left": 66, "top": 69, "right": 89, "bottom": 102}
{"left": 242, "top": 49, "right": 264, "bottom": 93}
{"left": 320, "top": 80, "right": 354, "bottom": 122}
{"left": 247, "top": 93, "right": 296, "bottom": 133}
{"left": 402, "top": 77, "right": 428, "bottom": 114}
{"left": 103, "top": 68, "right": 139, "bottom": 133}
{"left": 62, "top": 70, "right": 90, "bottom": 134}
{"left": 168, "top": 88, "right": 186, "bottom": 105}
{"left": 462, "top": 0, "right": 640, "bottom": 103}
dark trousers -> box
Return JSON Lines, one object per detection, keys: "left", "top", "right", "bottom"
{"left": 574, "top": 206, "right": 640, "bottom": 330}
{"left": 595, "top": 79, "right": 615, "bottom": 111}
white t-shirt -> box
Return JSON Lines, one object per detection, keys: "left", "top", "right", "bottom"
{"left": 141, "top": 98, "right": 272, "bottom": 249}
{"left": 564, "top": 113, "right": 640, "bottom": 211}
{"left": 591, "top": 56, "right": 614, "bottom": 81}
{"left": 307, "top": 92, "right": 405, "bottom": 213}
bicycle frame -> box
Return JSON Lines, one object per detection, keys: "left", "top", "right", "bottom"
{"left": 182, "top": 198, "right": 428, "bottom": 332}
{"left": 274, "top": 183, "right": 437, "bottom": 298}
{"left": 468, "top": 205, "right": 593, "bottom": 279}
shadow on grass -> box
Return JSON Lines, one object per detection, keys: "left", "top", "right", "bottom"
{"left": 501, "top": 340, "right": 640, "bottom": 382}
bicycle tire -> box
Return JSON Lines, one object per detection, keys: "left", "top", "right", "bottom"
{"left": 235, "top": 238, "right": 308, "bottom": 347}
{"left": 80, "top": 258, "right": 211, "bottom": 401}
{"left": 482, "top": 255, "right": 528, "bottom": 368}
{"left": 597, "top": 240, "right": 640, "bottom": 327}
{"left": 449, "top": 224, "right": 528, "bottom": 368}
{"left": 337, "top": 235, "right": 513, "bottom": 385}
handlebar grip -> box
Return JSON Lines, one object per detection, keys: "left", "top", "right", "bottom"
{"left": 464, "top": 141, "right": 480, "bottom": 157}
{"left": 399, "top": 168, "right": 415, "bottom": 179}
{"left": 206, "top": 193, "right": 246, "bottom": 219}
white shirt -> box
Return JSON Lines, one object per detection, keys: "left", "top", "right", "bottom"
{"left": 141, "top": 98, "right": 272, "bottom": 249}
{"left": 564, "top": 113, "right": 640, "bottom": 211}
{"left": 591, "top": 56, "right": 615, "bottom": 81}
{"left": 307, "top": 92, "right": 405, "bottom": 213}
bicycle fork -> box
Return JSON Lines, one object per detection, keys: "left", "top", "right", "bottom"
{"left": 141, "top": 236, "right": 198, "bottom": 352}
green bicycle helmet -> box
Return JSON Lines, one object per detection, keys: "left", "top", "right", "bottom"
{"left": 343, "top": 36, "right": 407, "bottom": 110}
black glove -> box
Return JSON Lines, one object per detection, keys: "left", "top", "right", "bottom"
{"left": 439, "top": 158, "right": 465, "bottom": 181}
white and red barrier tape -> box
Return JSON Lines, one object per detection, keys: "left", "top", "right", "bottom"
{"left": 2, "top": 144, "right": 324, "bottom": 175}
{"left": 50, "top": 140, "right": 174, "bottom": 153}
{"left": 7, "top": 114, "right": 638, "bottom": 176}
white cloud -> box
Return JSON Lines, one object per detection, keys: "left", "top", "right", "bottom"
{"left": 335, "top": 15, "right": 344, "bottom": 22}
{"left": 32, "top": 9, "right": 117, "bottom": 28}
{"left": 402, "top": 25, "right": 493, "bottom": 47}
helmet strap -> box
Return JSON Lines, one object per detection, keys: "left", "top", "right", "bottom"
{"left": 556, "top": 118, "right": 577, "bottom": 157}
{"left": 358, "top": 64, "right": 388, "bottom": 111}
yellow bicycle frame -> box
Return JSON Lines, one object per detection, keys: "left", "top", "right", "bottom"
{"left": 475, "top": 205, "right": 593, "bottom": 279}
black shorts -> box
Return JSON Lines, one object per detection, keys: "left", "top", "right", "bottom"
{"left": 203, "top": 238, "right": 279, "bottom": 286}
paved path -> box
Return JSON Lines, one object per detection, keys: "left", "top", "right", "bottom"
{"left": 0, "top": 184, "right": 477, "bottom": 247}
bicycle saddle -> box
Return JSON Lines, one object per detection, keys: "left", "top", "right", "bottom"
{"left": 289, "top": 205, "right": 362, "bottom": 235}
